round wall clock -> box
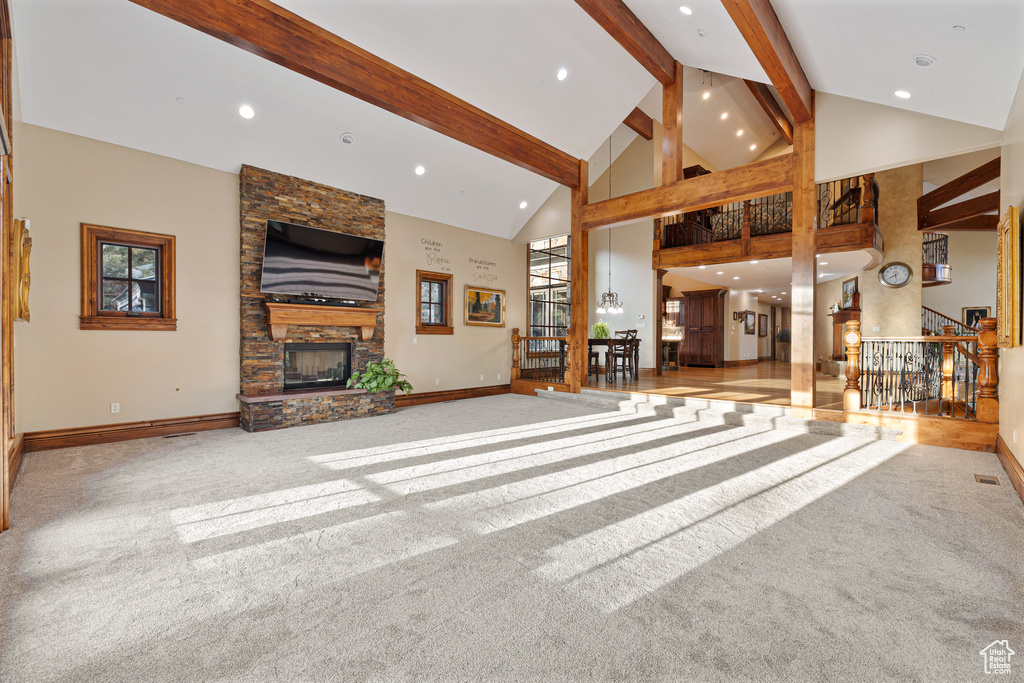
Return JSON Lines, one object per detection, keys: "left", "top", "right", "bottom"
{"left": 878, "top": 262, "right": 913, "bottom": 288}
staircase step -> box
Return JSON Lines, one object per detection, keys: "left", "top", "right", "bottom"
{"left": 533, "top": 388, "right": 901, "bottom": 441}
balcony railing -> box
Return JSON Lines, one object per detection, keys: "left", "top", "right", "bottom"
{"left": 842, "top": 319, "right": 998, "bottom": 423}
{"left": 659, "top": 173, "right": 877, "bottom": 250}
{"left": 511, "top": 329, "right": 570, "bottom": 385}
{"left": 922, "top": 233, "right": 949, "bottom": 265}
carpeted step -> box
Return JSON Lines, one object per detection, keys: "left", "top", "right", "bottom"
{"left": 534, "top": 388, "right": 902, "bottom": 441}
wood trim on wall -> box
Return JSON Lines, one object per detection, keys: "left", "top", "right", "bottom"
{"left": 22, "top": 412, "right": 240, "bottom": 453}
{"left": 724, "top": 359, "right": 759, "bottom": 367}
{"left": 394, "top": 384, "right": 510, "bottom": 408}
{"left": 1, "top": 0, "right": 12, "bottom": 532}
{"left": 996, "top": 434, "right": 1024, "bottom": 505}
{"left": 6, "top": 432, "right": 20, "bottom": 493}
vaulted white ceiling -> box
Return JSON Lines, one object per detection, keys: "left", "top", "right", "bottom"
{"left": 11, "top": 1, "right": 1024, "bottom": 239}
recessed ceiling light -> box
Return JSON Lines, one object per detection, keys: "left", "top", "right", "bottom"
{"left": 340, "top": 132, "right": 355, "bottom": 144}
{"left": 696, "top": 28, "right": 707, "bottom": 38}
{"left": 915, "top": 54, "right": 936, "bottom": 67}
{"left": 953, "top": 25, "right": 965, "bottom": 32}
{"left": 772, "top": 295, "right": 777, "bottom": 299}
{"left": 557, "top": 68, "right": 568, "bottom": 81}
{"left": 736, "top": 129, "right": 744, "bottom": 136}
{"left": 781, "top": 291, "right": 786, "bottom": 295}
{"left": 750, "top": 144, "right": 757, "bottom": 151}
{"left": 238, "top": 104, "right": 255, "bottom": 119}
{"left": 720, "top": 112, "right": 728, "bottom": 120}
{"left": 698, "top": 265, "right": 706, "bottom": 269}
{"left": 821, "top": 261, "right": 828, "bottom": 265}
{"left": 702, "top": 91, "right": 710, "bottom": 100}
{"left": 415, "top": 165, "right": 426, "bottom": 175}
{"left": 519, "top": 201, "right": 528, "bottom": 209}
{"left": 175, "top": 97, "right": 185, "bottom": 105}
{"left": 750, "top": 261, "right": 758, "bottom": 264}
{"left": 716, "top": 271, "right": 724, "bottom": 275}
{"left": 732, "top": 276, "right": 740, "bottom": 280}
{"left": 680, "top": 6, "right": 692, "bottom": 15}
{"left": 895, "top": 90, "right": 911, "bottom": 99}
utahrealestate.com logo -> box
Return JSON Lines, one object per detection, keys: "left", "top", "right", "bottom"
{"left": 980, "top": 640, "right": 1014, "bottom": 675}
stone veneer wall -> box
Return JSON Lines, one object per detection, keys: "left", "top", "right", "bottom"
{"left": 239, "top": 165, "right": 393, "bottom": 431}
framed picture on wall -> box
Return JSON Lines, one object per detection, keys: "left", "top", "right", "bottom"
{"left": 744, "top": 311, "right": 755, "bottom": 335}
{"left": 963, "top": 306, "right": 990, "bottom": 330}
{"left": 842, "top": 277, "right": 858, "bottom": 309}
{"left": 465, "top": 286, "right": 506, "bottom": 327}
{"left": 758, "top": 314, "right": 768, "bottom": 337}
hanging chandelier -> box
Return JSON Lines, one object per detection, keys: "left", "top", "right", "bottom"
{"left": 596, "top": 136, "right": 623, "bottom": 315}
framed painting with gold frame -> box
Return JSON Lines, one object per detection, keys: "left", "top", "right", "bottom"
{"left": 465, "top": 285, "right": 505, "bottom": 327}
{"left": 996, "top": 205, "right": 1021, "bottom": 348}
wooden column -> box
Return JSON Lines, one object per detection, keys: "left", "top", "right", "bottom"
{"left": 570, "top": 160, "right": 590, "bottom": 392}
{"left": 977, "top": 317, "right": 999, "bottom": 423}
{"left": 789, "top": 111, "right": 816, "bottom": 416}
{"left": 843, "top": 320, "right": 861, "bottom": 411}
{"left": 860, "top": 173, "right": 875, "bottom": 225}
{"left": 941, "top": 325, "right": 956, "bottom": 417}
{"left": 655, "top": 269, "right": 667, "bottom": 376}
{"left": 511, "top": 328, "right": 521, "bottom": 381}
{"left": 662, "top": 61, "right": 684, "bottom": 185}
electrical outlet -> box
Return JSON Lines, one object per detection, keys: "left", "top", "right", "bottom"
{"left": 413, "top": 337, "right": 417, "bottom": 344}
{"left": 636, "top": 322, "right": 645, "bottom": 329}
{"left": 111, "top": 403, "right": 120, "bottom": 414}
{"left": 435, "top": 378, "right": 440, "bottom": 386}
{"left": 1014, "top": 430, "right": 1018, "bottom": 445}
{"left": 480, "top": 374, "right": 484, "bottom": 381}
{"left": 497, "top": 373, "right": 501, "bottom": 381}
{"left": 873, "top": 326, "right": 880, "bottom": 332}
{"left": 547, "top": 386, "right": 554, "bottom": 391}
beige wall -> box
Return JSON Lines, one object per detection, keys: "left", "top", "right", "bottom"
{"left": 999, "top": 67, "right": 1024, "bottom": 460}
{"left": 757, "top": 300, "right": 773, "bottom": 358}
{"left": 816, "top": 93, "right": 1002, "bottom": 183}
{"left": 921, "top": 232, "right": 997, "bottom": 322}
{"left": 588, "top": 133, "right": 657, "bottom": 367}
{"left": 813, "top": 164, "right": 924, "bottom": 364}
{"left": 383, "top": 211, "right": 525, "bottom": 393}
{"left": 13, "top": 123, "right": 240, "bottom": 432}
{"left": 725, "top": 289, "right": 758, "bottom": 362}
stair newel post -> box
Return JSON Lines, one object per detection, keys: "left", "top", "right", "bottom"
{"left": 653, "top": 218, "right": 662, "bottom": 252}
{"left": 976, "top": 317, "right": 1000, "bottom": 423}
{"left": 563, "top": 328, "right": 573, "bottom": 385}
{"left": 843, "top": 320, "right": 862, "bottom": 411}
{"left": 941, "top": 325, "right": 956, "bottom": 416}
{"left": 741, "top": 200, "right": 752, "bottom": 240}
{"left": 860, "top": 173, "right": 875, "bottom": 225}
{"left": 511, "top": 328, "right": 521, "bottom": 381}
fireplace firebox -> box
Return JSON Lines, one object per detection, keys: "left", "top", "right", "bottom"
{"left": 283, "top": 343, "right": 351, "bottom": 391}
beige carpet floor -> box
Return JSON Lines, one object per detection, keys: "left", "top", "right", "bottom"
{"left": 1, "top": 394, "right": 1022, "bottom": 682}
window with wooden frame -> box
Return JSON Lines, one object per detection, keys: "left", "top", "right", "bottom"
{"left": 80, "top": 223, "right": 176, "bottom": 331}
{"left": 416, "top": 270, "right": 452, "bottom": 335}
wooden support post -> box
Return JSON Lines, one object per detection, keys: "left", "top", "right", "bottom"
{"left": 511, "top": 328, "right": 521, "bottom": 381}
{"left": 843, "top": 320, "right": 861, "bottom": 411}
{"left": 570, "top": 161, "right": 590, "bottom": 393}
{"left": 655, "top": 269, "right": 667, "bottom": 376}
{"left": 790, "top": 112, "right": 816, "bottom": 416}
{"left": 741, "top": 200, "right": 752, "bottom": 240}
{"left": 941, "top": 325, "right": 956, "bottom": 416}
{"left": 563, "top": 331, "right": 573, "bottom": 386}
{"left": 977, "top": 317, "right": 1000, "bottom": 423}
{"left": 662, "top": 61, "right": 684, "bottom": 186}
{"left": 860, "top": 173, "right": 875, "bottom": 226}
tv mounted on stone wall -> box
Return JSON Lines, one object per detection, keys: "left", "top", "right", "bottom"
{"left": 259, "top": 219, "right": 383, "bottom": 303}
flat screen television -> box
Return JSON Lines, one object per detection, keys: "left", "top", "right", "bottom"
{"left": 259, "top": 219, "right": 384, "bottom": 302}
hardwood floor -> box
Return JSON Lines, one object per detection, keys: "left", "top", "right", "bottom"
{"left": 586, "top": 361, "right": 845, "bottom": 409}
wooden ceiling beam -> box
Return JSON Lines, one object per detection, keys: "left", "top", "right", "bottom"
{"left": 919, "top": 157, "right": 1000, "bottom": 213}
{"left": 722, "top": 0, "right": 812, "bottom": 122}
{"left": 582, "top": 153, "right": 793, "bottom": 231}
{"left": 921, "top": 215, "right": 999, "bottom": 233}
{"left": 744, "top": 79, "right": 792, "bottom": 144}
{"left": 129, "top": 0, "right": 582, "bottom": 187}
{"left": 920, "top": 191, "right": 1000, "bottom": 231}
{"left": 623, "top": 107, "right": 654, "bottom": 140}
{"left": 574, "top": 0, "right": 676, "bottom": 86}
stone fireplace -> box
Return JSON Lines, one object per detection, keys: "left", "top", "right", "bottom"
{"left": 236, "top": 165, "right": 394, "bottom": 432}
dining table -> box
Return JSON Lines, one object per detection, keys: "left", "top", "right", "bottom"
{"left": 588, "top": 337, "right": 642, "bottom": 381}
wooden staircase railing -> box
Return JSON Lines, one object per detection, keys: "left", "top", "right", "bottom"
{"left": 843, "top": 318, "right": 998, "bottom": 422}
{"left": 511, "top": 328, "right": 572, "bottom": 394}
{"left": 921, "top": 305, "right": 977, "bottom": 336}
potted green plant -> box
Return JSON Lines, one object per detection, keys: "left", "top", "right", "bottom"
{"left": 347, "top": 358, "right": 413, "bottom": 395}
{"left": 590, "top": 320, "right": 611, "bottom": 339}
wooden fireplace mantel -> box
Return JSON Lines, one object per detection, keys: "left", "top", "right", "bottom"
{"left": 263, "top": 301, "right": 381, "bottom": 342}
